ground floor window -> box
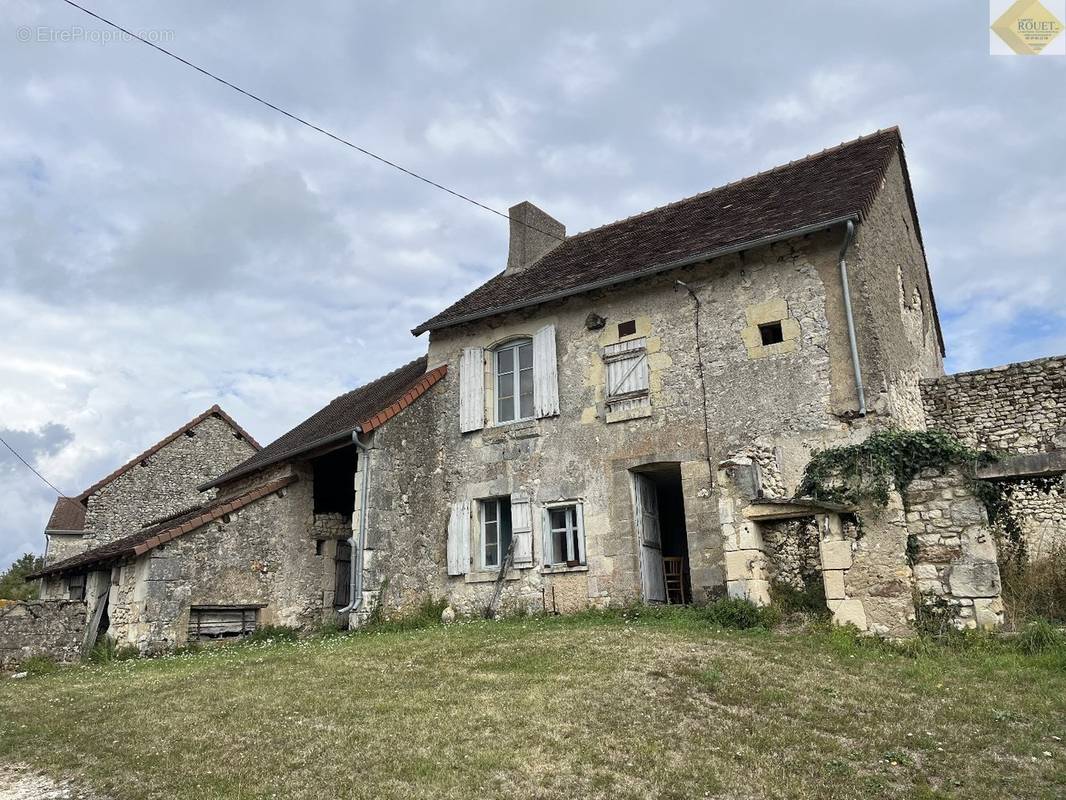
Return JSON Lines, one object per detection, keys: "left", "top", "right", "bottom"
{"left": 187, "top": 606, "right": 260, "bottom": 640}
{"left": 481, "top": 497, "right": 513, "bottom": 569}
{"left": 67, "top": 572, "right": 86, "bottom": 601}
{"left": 546, "top": 504, "right": 586, "bottom": 567}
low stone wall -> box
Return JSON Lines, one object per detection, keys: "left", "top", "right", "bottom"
{"left": 921, "top": 355, "right": 1066, "bottom": 454}
{"left": 905, "top": 467, "right": 1003, "bottom": 628}
{"left": 0, "top": 600, "right": 86, "bottom": 668}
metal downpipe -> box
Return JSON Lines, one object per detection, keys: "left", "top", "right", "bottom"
{"left": 838, "top": 220, "right": 866, "bottom": 416}
{"left": 339, "top": 429, "right": 370, "bottom": 616}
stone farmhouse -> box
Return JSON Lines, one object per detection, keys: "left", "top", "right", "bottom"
{"left": 5, "top": 406, "right": 264, "bottom": 660}
{"left": 8, "top": 126, "right": 1064, "bottom": 662}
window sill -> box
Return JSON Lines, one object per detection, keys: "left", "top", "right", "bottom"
{"left": 605, "top": 404, "right": 652, "bottom": 424}
{"left": 481, "top": 419, "right": 540, "bottom": 443}
{"left": 465, "top": 568, "right": 528, "bottom": 584}
{"left": 541, "top": 564, "right": 589, "bottom": 575}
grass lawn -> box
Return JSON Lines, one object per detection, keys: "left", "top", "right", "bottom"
{"left": 1, "top": 612, "right": 1064, "bottom": 800}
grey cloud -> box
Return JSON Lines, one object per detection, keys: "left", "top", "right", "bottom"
{"left": 0, "top": 422, "right": 74, "bottom": 473}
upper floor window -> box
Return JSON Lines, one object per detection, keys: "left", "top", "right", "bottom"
{"left": 494, "top": 339, "right": 534, "bottom": 424}
{"left": 604, "top": 337, "right": 650, "bottom": 419}
{"left": 458, "top": 325, "right": 559, "bottom": 434}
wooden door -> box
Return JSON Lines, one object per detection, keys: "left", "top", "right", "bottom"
{"left": 633, "top": 472, "right": 666, "bottom": 603}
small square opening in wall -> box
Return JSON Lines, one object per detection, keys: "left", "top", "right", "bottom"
{"left": 759, "top": 321, "right": 784, "bottom": 346}
{"left": 617, "top": 320, "right": 636, "bottom": 338}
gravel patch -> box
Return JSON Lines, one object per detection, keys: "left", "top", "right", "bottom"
{"left": 0, "top": 764, "right": 104, "bottom": 800}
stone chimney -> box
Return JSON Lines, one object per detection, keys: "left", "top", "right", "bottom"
{"left": 506, "top": 201, "right": 565, "bottom": 275}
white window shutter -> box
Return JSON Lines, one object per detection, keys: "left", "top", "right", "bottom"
{"left": 541, "top": 507, "right": 553, "bottom": 567}
{"left": 446, "top": 500, "right": 470, "bottom": 576}
{"left": 575, "top": 504, "right": 587, "bottom": 564}
{"left": 511, "top": 494, "right": 533, "bottom": 567}
{"left": 533, "top": 324, "right": 560, "bottom": 418}
{"left": 458, "top": 347, "right": 484, "bottom": 433}
{"left": 604, "top": 338, "right": 649, "bottom": 399}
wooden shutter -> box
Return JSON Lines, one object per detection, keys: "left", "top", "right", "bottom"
{"left": 541, "top": 507, "right": 553, "bottom": 567}
{"left": 446, "top": 500, "right": 471, "bottom": 575}
{"left": 511, "top": 494, "right": 533, "bottom": 567}
{"left": 459, "top": 347, "right": 485, "bottom": 433}
{"left": 533, "top": 324, "right": 560, "bottom": 418}
{"left": 575, "top": 504, "right": 587, "bottom": 564}
{"left": 604, "top": 338, "right": 649, "bottom": 398}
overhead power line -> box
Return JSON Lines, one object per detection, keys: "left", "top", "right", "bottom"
{"left": 58, "top": 0, "right": 565, "bottom": 242}
{"left": 0, "top": 435, "right": 64, "bottom": 496}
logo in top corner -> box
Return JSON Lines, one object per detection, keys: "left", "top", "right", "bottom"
{"left": 991, "top": 0, "right": 1065, "bottom": 55}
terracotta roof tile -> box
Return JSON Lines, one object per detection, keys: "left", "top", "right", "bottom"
{"left": 202, "top": 359, "right": 447, "bottom": 489}
{"left": 29, "top": 475, "right": 297, "bottom": 578}
{"left": 412, "top": 128, "right": 906, "bottom": 335}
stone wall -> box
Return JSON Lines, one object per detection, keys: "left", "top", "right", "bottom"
{"left": 852, "top": 150, "right": 945, "bottom": 425}
{"left": 82, "top": 414, "right": 258, "bottom": 547}
{"left": 43, "top": 533, "right": 91, "bottom": 566}
{"left": 922, "top": 355, "right": 1066, "bottom": 454}
{"left": 761, "top": 517, "right": 821, "bottom": 592}
{"left": 0, "top": 600, "right": 86, "bottom": 668}
{"left": 106, "top": 466, "right": 337, "bottom": 652}
{"left": 921, "top": 355, "right": 1066, "bottom": 557}
{"left": 904, "top": 467, "right": 1004, "bottom": 629}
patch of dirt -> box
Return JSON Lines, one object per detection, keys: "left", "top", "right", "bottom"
{"left": 0, "top": 764, "right": 105, "bottom": 800}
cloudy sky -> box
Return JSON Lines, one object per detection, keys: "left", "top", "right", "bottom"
{"left": 2, "top": 0, "right": 1064, "bottom": 569}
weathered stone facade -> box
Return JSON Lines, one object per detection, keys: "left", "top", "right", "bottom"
{"left": 22, "top": 407, "right": 346, "bottom": 656}
{"left": 0, "top": 600, "right": 86, "bottom": 668}
{"left": 82, "top": 414, "right": 259, "bottom": 547}
{"left": 41, "top": 411, "right": 259, "bottom": 572}
{"left": 352, "top": 152, "right": 945, "bottom": 625}
{"left": 104, "top": 466, "right": 338, "bottom": 651}
{"left": 29, "top": 129, "right": 1064, "bottom": 651}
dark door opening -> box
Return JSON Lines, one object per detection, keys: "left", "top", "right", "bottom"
{"left": 632, "top": 463, "right": 691, "bottom": 604}
{"left": 334, "top": 539, "right": 352, "bottom": 609}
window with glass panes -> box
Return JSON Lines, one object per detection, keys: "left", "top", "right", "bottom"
{"left": 480, "top": 497, "right": 513, "bottom": 569}
{"left": 494, "top": 339, "right": 533, "bottom": 423}
{"left": 548, "top": 505, "right": 584, "bottom": 566}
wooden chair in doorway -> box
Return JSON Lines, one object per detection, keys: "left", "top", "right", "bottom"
{"left": 663, "top": 557, "right": 687, "bottom": 605}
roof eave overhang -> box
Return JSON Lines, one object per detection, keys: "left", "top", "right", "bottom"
{"left": 27, "top": 552, "right": 128, "bottom": 581}
{"left": 411, "top": 214, "right": 860, "bottom": 336}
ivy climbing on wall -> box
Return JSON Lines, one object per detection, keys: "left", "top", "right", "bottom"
{"left": 796, "top": 429, "right": 1057, "bottom": 561}
{"left": 796, "top": 429, "right": 992, "bottom": 508}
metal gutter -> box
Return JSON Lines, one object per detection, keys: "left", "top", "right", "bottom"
{"left": 837, "top": 220, "right": 866, "bottom": 416}
{"left": 339, "top": 428, "right": 371, "bottom": 617}
{"left": 412, "top": 214, "right": 860, "bottom": 335}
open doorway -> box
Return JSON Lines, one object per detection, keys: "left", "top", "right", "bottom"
{"left": 631, "top": 463, "right": 691, "bottom": 604}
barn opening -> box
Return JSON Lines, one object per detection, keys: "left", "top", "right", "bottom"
{"left": 312, "top": 445, "right": 357, "bottom": 521}
{"left": 631, "top": 463, "right": 691, "bottom": 604}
